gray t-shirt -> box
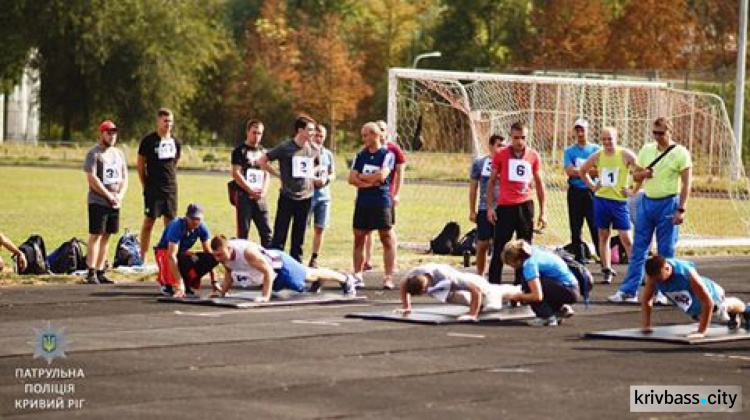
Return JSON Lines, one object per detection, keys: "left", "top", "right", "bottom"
{"left": 405, "top": 263, "right": 492, "bottom": 302}
{"left": 266, "top": 139, "right": 319, "bottom": 200}
{"left": 83, "top": 144, "right": 127, "bottom": 207}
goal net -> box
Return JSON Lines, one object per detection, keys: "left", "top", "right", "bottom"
{"left": 387, "top": 68, "right": 750, "bottom": 248}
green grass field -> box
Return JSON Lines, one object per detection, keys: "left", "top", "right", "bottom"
{"left": 1, "top": 162, "right": 749, "bottom": 284}
{"left": 0, "top": 166, "right": 466, "bottom": 278}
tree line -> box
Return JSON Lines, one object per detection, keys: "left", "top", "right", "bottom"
{"left": 0, "top": 0, "right": 744, "bottom": 152}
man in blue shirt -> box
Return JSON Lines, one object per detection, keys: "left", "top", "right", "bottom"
{"left": 642, "top": 255, "right": 750, "bottom": 338}
{"left": 563, "top": 118, "right": 601, "bottom": 261}
{"left": 468, "top": 134, "right": 504, "bottom": 276}
{"left": 154, "top": 203, "right": 217, "bottom": 297}
{"left": 308, "top": 124, "right": 335, "bottom": 268}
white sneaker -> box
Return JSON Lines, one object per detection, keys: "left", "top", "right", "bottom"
{"left": 654, "top": 292, "right": 670, "bottom": 306}
{"left": 527, "top": 316, "right": 558, "bottom": 327}
{"left": 557, "top": 304, "right": 575, "bottom": 318}
{"left": 608, "top": 291, "right": 638, "bottom": 304}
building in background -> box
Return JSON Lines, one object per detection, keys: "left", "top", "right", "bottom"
{"left": 1, "top": 59, "right": 40, "bottom": 144}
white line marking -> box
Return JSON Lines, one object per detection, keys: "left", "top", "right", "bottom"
{"left": 488, "top": 367, "right": 533, "bottom": 373}
{"left": 291, "top": 320, "right": 341, "bottom": 326}
{"left": 446, "top": 332, "right": 486, "bottom": 339}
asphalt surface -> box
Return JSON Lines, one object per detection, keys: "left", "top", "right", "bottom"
{"left": 1, "top": 256, "right": 749, "bottom": 419}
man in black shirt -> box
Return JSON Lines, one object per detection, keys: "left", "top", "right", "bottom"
{"left": 231, "top": 119, "right": 272, "bottom": 247}
{"left": 137, "top": 108, "right": 182, "bottom": 262}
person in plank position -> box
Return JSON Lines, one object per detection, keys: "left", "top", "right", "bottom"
{"left": 641, "top": 255, "right": 750, "bottom": 338}
{"left": 209, "top": 234, "right": 357, "bottom": 301}
{"left": 398, "top": 263, "right": 521, "bottom": 322}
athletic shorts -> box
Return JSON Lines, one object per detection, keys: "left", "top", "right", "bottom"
{"left": 309, "top": 199, "right": 330, "bottom": 229}
{"left": 88, "top": 203, "right": 120, "bottom": 234}
{"left": 391, "top": 206, "right": 397, "bottom": 225}
{"left": 273, "top": 252, "right": 308, "bottom": 292}
{"left": 154, "top": 249, "right": 217, "bottom": 290}
{"left": 144, "top": 193, "right": 177, "bottom": 219}
{"left": 476, "top": 209, "right": 493, "bottom": 241}
{"left": 353, "top": 205, "right": 392, "bottom": 231}
{"left": 594, "top": 196, "right": 631, "bottom": 230}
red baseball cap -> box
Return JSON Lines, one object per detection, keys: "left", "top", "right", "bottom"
{"left": 99, "top": 120, "right": 118, "bottom": 133}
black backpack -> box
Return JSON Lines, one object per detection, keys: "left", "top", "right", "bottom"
{"left": 452, "top": 228, "right": 477, "bottom": 256}
{"left": 554, "top": 248, "right": 594, "bottom": 304}
{"left": 563, "top": 242, "right": 595, "bottom": 263}
{"left": 429, "top": 222, "right": 460, "bottom": 255}
{"left": 47, "top": 238, "right": 87, "bottom": 274}
{"left": 16, "top": 234, "right": 49, "bottom": 275}
{"left": 113, "top": 229, "right": 143, "bottom": 267}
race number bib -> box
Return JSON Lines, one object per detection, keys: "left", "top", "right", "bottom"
{"left": 480, "top": 159, "right": 492, "bottom": 177}
{"left": 664, "top": 291, "right": 692, "bottom": 312}
{"left": 231, "top": 271, "right": 264, "bottom": 287}
{"left": 600, "top": 167, "right": 619, "bottom": 188}
{"left": 245, "top": 169, "right": 264, "bottom": 190}
{"left": 362, "top": 164, "right": 380, "bottom": 175}
{"left": 292, "top": 156, "right": 314, "bottom": 178}
{"left": 574, "top": 158, "right": 586, "bottom": 170}
{"left": 102, "top": 160, "right": 122, "bottom": 186}
{"left": 508, "top": 159, "right": 532, "bottom": 183}
{"left": 158, "top": 138, "right": 177, "bottom": 160}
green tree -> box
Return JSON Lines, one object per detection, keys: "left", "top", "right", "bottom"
{"left": 0, "top": 0, "right": 32, "bottom": 92}
{"left": 429, "top": 0, "right": 532, "bottom": 71}
{"left": 20, "top": 0, "right": 232, "bottom": 141}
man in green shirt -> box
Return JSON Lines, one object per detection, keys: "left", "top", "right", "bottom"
{"left": 609, "top": 117, "right": 692, "bottom": 303}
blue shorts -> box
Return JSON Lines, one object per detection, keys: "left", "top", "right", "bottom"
{"left": 594, "top": 197, "right": 631, "bottom": 230}
{"left": 273, "top": 252, "right": 308, "bottom": 292}
{"left": 309, "top": 199, "right": 330, "bottom": 229}
{"left": 476, "top": 209, "right": 494, "bottom": 241}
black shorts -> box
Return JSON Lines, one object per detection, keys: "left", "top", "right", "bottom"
{"left": 476, "top": 209, "right": 494, "bottom": 241}
{"left": 391, "top": 206, "right": 396, "bottom": 225}
{"left": 144, "top": 193, "right": 177, "bottom": 219}
{"left": 88, "top": 203, "right": 120, "bottom": 234}
{"left": 353, "top": 205, "right": 392, "bottom": 231}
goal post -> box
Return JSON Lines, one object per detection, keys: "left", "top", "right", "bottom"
{"left": 388, "top": 68, "right": 750, "bottom": 247}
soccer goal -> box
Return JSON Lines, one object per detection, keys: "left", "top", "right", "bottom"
{"left": 387, "top": 68, "right": 750, "bottom": 247}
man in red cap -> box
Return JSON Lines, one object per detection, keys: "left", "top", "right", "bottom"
{"left": 82, "top": 120, "right": 128, "bottom": 284}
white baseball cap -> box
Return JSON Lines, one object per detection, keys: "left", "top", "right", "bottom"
{"left": 574, "top": 118, "right": 589, "bottom": 129}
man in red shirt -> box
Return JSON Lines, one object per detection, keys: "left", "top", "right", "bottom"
{"left": 486, "top": 121, "right": 547, "bottom": 284}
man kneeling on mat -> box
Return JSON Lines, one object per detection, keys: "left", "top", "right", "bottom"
{"left": 398, "top": 263, "right": 521, "bottom": 322}
{"left": 642, "top": 255, "right": 750, "bottom": 338}
{"left": 502, "top": 240, "right": 580, "bottom": 326}
{"left": 209, "top": 235, "right": 357, "bottom": 302}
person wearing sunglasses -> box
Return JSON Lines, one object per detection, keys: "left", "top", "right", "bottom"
{"left": 609, "top": 117, "right": 692, "bottom": 304}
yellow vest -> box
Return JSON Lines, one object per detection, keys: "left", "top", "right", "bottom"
{"left": 595, "top": 147, "right": 630, "bottom": 201}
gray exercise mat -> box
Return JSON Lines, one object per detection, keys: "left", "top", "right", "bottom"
{"left": 346, "top": 304, "right": 536, "bottom": 325}
{"left": 585, "top": 324, "right": 750, "bottom": 344}
{"left": 158, "top": 291, "right": 366, "bottom": 309}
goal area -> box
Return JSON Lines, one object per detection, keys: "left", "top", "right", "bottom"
{"left": 387, "top": 68, "right": 750, "bottom": 248}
